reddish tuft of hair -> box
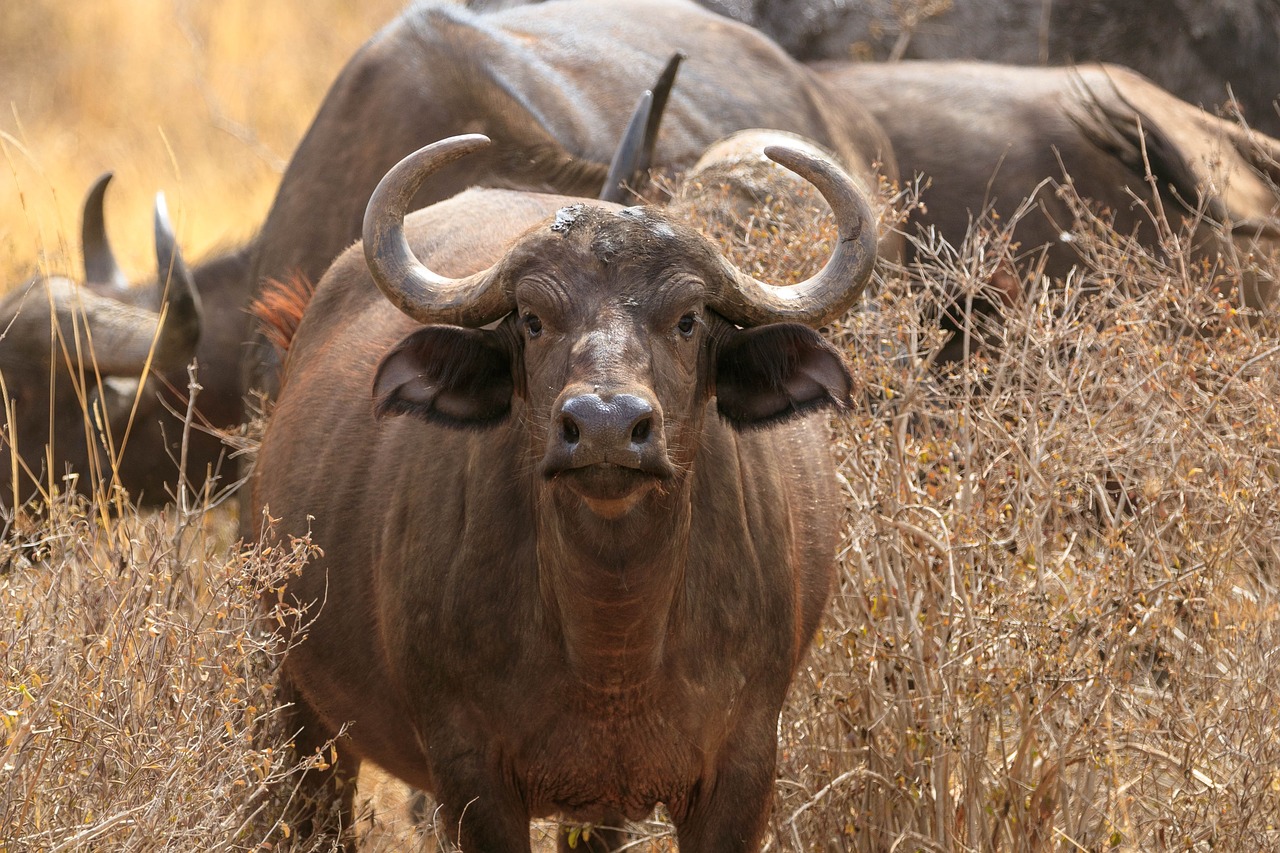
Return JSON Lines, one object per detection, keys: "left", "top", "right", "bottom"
{"left": 251, "top": 273, "right": 315, "bottom": 358}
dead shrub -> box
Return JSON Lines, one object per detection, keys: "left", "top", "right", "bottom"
{"left": 0, "top": 493, "right": 336, "bottom": 851}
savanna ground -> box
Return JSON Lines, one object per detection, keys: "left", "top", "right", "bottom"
{"left": 4, "top": 1, "right": 1280, "bottom": 851}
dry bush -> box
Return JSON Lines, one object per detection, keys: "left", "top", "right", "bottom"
{"left": 764, "top": 182, "right": 1280, "bottom": 851}
{"left": 0, "top": 491, "right": 340, "bottom": 851}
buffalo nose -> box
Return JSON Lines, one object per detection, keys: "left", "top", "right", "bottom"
{"left": 560, "top": 393, "right": 656, "bottom": 452}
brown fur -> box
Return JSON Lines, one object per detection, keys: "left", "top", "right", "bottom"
{"left": 250, "top": 273, "right": 315, "bottom": 359}
{"left": 814, "top": 58, "right": 1280, "bottom": 362}
{"left": 253, "top": 179, "right": 858, "bottom": 851}
{"left": 815, "top": 60, "right": 1280, "bottom": 288}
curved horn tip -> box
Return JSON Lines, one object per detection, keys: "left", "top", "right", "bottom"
{"left": 712, "top": 144, "right": 877, "bottom": 329}
{"left": 762, "top": 144, "right": 830, "bottom": 176}
{"left": 88, "top": 171, "right": 115, "bottom": 196}
{"left": 374, "top": 135, "right": 495, "bottom": 206}
{"left": 365, "top": 134, "right": 495, "bottom": 239}
{"left": 82, "top": 171, "right": 128, "bottom": 290}
{"left": 415, "top": 133, "right": 493, "bottom": 161}
{"left": 762, "top": 143, "right": 872, "bottom": 230}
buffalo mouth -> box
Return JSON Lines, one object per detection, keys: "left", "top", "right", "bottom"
{"left": 548, "top": 463, "right": 666, "bottom": 519}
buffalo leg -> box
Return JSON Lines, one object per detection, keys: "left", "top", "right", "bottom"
{"left": 433, "top": 761, "right": 532, "bottom": 853}
{"left": 672, "top": 718, "right": 778, "bottom": 853}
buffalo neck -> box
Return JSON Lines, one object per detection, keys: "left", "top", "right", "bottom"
{"left": 535, "top": 476, "right": 693, "bottom": 695}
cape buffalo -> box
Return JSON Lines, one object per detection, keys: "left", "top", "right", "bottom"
{"left": 244, "top": 0, "right": 896, "bottom": 396}
{"left": 814, "top": 61, "right": 1280, "bottom": 309}
{"left": 694, "top": 0, "right": 1280, "bottom": 136}
{"left": 251, "top": 133, "right": 877, "bottom": 850}
{"left": 0, "top": 174, "right": 248, "bottom": 507}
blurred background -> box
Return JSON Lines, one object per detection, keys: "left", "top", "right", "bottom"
{"left": 0, "top": 0, "right": 404, "bottom": 284}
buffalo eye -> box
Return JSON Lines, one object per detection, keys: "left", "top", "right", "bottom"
{"left": 677, "top": 313, "right": 697, "bottom": 338}
{"left": 523, "top": 313, "right": 543, "bottom": 338}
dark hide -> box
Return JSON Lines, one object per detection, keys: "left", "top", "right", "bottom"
{"left": 251, "top": 186, "right": 849, "bottom": 850}
{"left": 690, "top": 0, "right": 1280, "bottom": 136}
{"left": 814, "top": 61, "right": 1280, "bottom": 301}
{"left": 714, "top": 322, "right": 852, "bottom": 426}
{"left": 372, "top": 325, "right": 517, "bottom": 426}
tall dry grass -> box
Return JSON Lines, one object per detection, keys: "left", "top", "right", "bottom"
{"left": 0, "top": 0, "right": 402, "bottom": 285}
{"left": 0, "top": 495, "right": 331, "bottom": 850}
{"left": 765, "top": 182, "right": 1280, "bottom": 851}
{"left": 4, "top": 1, "right": 1280, "bottom": 851}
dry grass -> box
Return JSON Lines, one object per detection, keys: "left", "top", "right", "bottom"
{"left": 765, "top": 184, "right": 1280, "bottom": 852}
{"left": 0, "top": 493, "right": 330, "bottom": 850}
{"left": 0, "top": 0, "right": 402, "bottom": 286}
{"left": 5, "top": 2, "right": 1280, "bottom": 851}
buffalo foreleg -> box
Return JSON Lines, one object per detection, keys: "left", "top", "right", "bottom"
{"left": 432, "top": 755, "right": 533, "bottom": 853}
{"left": 671, "top": 716, "right": 779, "bottom": 853}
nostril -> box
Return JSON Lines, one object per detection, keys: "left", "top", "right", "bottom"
{"left": 630, "top": 417, "right": 652, "bottom": 445}
{"left": 562, "top": 416, "right": 581, "bottom": 445}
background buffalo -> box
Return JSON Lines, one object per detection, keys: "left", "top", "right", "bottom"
{"left": 698, "top": 0, "right": 1280, "bottom": 135}
{"left": 3, "top": 0, "right": 898, "bottom": 506}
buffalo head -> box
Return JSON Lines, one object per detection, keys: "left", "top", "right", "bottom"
{"left": 0, "top": 174, "right": 202, "bottom": 507}
{"left": 363, "top": 134, "right": 875, "bottom": 522}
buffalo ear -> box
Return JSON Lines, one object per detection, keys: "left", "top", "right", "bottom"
{"left": 715, "top": 323, "right": 853, "bottom": 428}
{"left": 373, "top": 326, "right": 514, "bottom": 428}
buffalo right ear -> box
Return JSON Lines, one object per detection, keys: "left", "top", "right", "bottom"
{"left": 373, "top": 326, "right": 514, "bottom": 427}
{"left": 715, "top": 323, "right": 853, "bottom": 428}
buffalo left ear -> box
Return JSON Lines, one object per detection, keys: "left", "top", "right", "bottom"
{"left": 373, "top": 325, "right": 514, "bottom": 428}
{"left": 715, "top": 323, "right": 853, "bottom": 428}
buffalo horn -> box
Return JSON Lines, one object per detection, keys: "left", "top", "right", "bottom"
{"left": 599, "top": 91, "right": 654, "bottom": 204}
{"left": 26, "top": 193, "right": 202, "bottom": 376}
{"left": 600, "top": 52, "right": 683, "bottom": 204}
{"left": 711, "top": 146, "right": 878, "bottom": 328}
{"left": 81, "top": 172, "right": 129, "bottom": 292}
{"left": 151, "top": 193, "right": 203, "bottom": 367}
{"left": 363, "top": 134, "right": 510, "bottom": 327}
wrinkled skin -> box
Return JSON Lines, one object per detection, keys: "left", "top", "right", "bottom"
{"left": 815, "top": 61, "right": 1280, "bottom": 306}
{"left": 253, "top": 182, "right": 853, "bottom": 851}
{"left": 245, "top": 0, "right": 895, "bottom": 396}
{"left": 692, "top": 0, "right": 1280, "bottom": 136}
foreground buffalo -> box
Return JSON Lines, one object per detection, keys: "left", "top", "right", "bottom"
{"left": 252, "top": 134, "right": 876, "bottom": 850}
{"left": 0, "top": 175, "right": 247, "bottom": 507}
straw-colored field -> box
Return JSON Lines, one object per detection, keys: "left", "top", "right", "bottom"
{"left": 3, "top": 1, "right": 1280, "bottom": 851}
{"left": 1, "top": 0, "right": 401, "bottom": 284}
